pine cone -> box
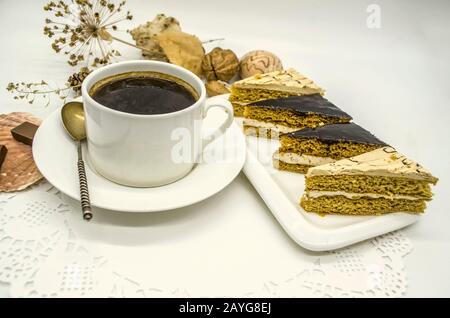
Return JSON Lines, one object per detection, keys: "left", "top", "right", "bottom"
{"left": 67, "top": 67, "right": 91, "bottom": 93}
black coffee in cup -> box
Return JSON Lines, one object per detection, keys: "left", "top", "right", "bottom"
{"left": 89, "top": 71, "right": 198, "bottom": 115}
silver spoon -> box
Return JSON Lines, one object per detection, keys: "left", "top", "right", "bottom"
{"left": 61, "top": 101, "right": 93, "bottom": 221}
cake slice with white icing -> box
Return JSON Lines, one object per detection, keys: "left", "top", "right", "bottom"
{"left": 300, "top": 146, "right": 438, "bottom": 215}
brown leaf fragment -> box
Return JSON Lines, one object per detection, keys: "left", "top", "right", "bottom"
{"left": 154, "top": 30, "right": 205, "bottom": 77}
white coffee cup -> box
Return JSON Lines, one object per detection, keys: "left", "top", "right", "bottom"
{"left": 81, "top": 60, "right": 234, "bottom": 187}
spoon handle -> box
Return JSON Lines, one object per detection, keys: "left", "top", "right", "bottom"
{"left": 77, "top": 142, "right": 93, "bottom": 221}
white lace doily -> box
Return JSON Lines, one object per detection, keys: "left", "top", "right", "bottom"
{"left": 0, "top": 183, "right": 412, "bottom": 297}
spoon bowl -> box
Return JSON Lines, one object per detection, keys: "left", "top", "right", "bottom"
{"left": 61, "top": 101, "right": 86, "bottom": 141}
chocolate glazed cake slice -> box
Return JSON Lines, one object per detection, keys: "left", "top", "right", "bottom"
{"left": 274, "top": 122, "right": 388, "bottom": 174}
{"left": 243, "top": 94, "right": 352, "bottom": 138}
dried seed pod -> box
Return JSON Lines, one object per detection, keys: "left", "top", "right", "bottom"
{"left": 67, "top": 67, "right": 91, "bottom": 93}
{"left": 205, "top": 80, "right": 230, "bottom": 97}
{"left": 202, "top": 48, "right": 239, "bottom": 81}
{"left": 239, "top": 50, "right": 283, "bottom": 79}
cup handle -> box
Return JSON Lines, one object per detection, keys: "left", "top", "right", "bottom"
{"left": 202, "top": 96, "right": 234, "bottom": 149}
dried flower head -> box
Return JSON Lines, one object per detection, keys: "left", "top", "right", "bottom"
{"left": 44, "top": 0, "right": 132, "bottom": 67}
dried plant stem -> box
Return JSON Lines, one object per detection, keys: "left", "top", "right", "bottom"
{"left": 7, "top": 79, "right": 84, "bottom": 106}
{"left": 201, "top": 38, "right": 225, "bottom": 44}
{"left": 111, "top": 35, "right": 152, "bottom": 53}
{"left": 15, "top": 85, "right": 78, "bottom": 95}
{"left": 111, "top": 35, "right": 225, "bottom": 54}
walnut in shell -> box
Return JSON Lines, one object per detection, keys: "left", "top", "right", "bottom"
{"left": 0, "top": 112, "right": 43, "bottom": 192}
{"left": 239, "top": 50, "right": 283, "bottom": 79}
{"left": 202, "top": 48, "right": 239, "bottom": 81}
{"left": 130, "top": 14, "right": 181, "bottom": 61}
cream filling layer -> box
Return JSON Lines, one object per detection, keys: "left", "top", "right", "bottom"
{"left": 306, "top": 190, "right": 420, "bottom": 201}
{"left": 274, "top": 152, "right": 336, "bottom": 166}
{"left": 243, "top": 119, "right": 299, "bottom": 133}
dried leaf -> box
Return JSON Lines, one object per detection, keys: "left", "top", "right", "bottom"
{"left": 154, "top": 30, "right": 205, "bottom": 77}
{"left": 205, "top": 80, "right": 230, "bottom": 97}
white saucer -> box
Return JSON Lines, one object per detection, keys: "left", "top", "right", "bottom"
{"left": 33, "top": 104, "right": 246, "bottom": 212}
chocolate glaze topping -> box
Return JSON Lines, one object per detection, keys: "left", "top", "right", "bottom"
{"left": 287, "top": 122, "right": 388, "bottom": 145}
{"left": 247, "top": 94, "right": 352, "bottom": 119}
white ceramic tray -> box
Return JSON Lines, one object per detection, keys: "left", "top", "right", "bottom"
{"left": 240, "top": 124, "right": 419, "bottom": 252}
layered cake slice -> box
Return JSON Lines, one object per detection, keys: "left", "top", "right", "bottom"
{"left": 274, "top": 122, "right": 387, "bottom": 173}
{"left": 243, "top": 94, "right": 352, "bottom": 138}
{"left": 229, "top": 68, "right": 325, "bottom": 116}
{"left": 300, "top": 147, "right": 438, "bottom": 215}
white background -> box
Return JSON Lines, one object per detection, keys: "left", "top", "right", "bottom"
{"left": 0, "top": 0, "right": 449, "bottom": 297}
